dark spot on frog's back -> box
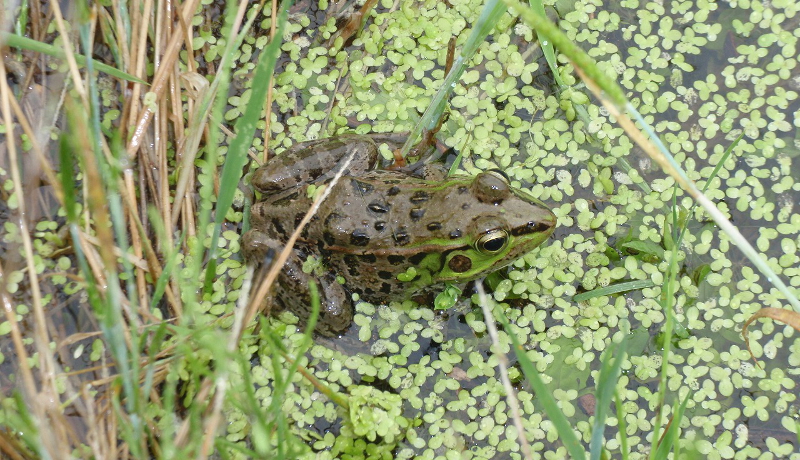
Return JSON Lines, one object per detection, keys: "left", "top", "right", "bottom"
{"left": 352, "top": 179, "right": 374, "bottom": 194}
{"left": 393, "top": 227, "right": 410, "bottom": 246}
{"left": 325, "top": 212, "right": 345, "bottom": 227}
{"left": 271, "top": 218, "right": 286, "bottom": 235}
{"left": 458, "top": 186, "right": 468, "bottom": 194}
{"left": 410, "top": 191, "right": 430, "bottom": 204}
{"left": 378, "top": 270, "right": 393, "bottom": 280}
{"left": 359, "top": 254, "right": 377, "bottom": 263}
{"left": 426, "top": 222, "right": 442, "bottom": 231}
{"left": 387, "top": 186, "right": 401, "bottom": 196}
{"left": 380, "top": 282, "right": 392, "bottom": 294}
{"left": 511, "top": 221, "right": 553, "bottom": 236}
{"left": 387, "top": 255, "right": 406, "bottom": 265}
{"left": 374, "top": 221, "right": 386, "bottom": 231}
{"left": 408, "top": 252, "right": 428, "bottom": 265}
{"left": 344, "top": 254, "right": 360, "bottom": 276}
{"left": 409, "top": 208, "right": 425, "bottom": 221}
{"left": 368, "top": 202, "right": 390, "bottom": 213}
{"left": 449, "top": 229, "right": 462, "bottom": 239}
{"left": 307, "top": 168, "right": 323, "bottom": 179}
{"left": 350, "top": 229, "right": 370, "bottom": 246}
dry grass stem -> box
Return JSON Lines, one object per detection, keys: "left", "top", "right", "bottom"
{"left": 475, "top": 283, "right": 534, "bottom": 460}
{"left": 1, "top": 57, "right": 67, "bottom": 459}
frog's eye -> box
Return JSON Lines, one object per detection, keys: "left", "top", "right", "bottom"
{"left": 475, "top": 229, "right": 509, "bottom": 255}
{"left": 473, "top": 171, "right": 511, "bottom": 204}
{"left": 486, "top": 169, "right": 510, "bottom": 183}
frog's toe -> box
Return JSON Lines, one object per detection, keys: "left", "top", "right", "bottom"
{"left": 316, "top": 279, "right": 353, "bottom": 336}
{"left": 241, "top": 230, "right": 276, "bottom": 264}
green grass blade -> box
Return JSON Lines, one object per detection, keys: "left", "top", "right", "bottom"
{"left": 524, "top": 0, "right": 651, "bottom": 194}
{"left": 677, "top": 132, "right": 744, "bottom": 244}
{"left": 2, "top": 32, "right": 146, "bottom": 84}
{"left": 15, "top": 0, "right": 29, "bottom": 39}
{"left": 653, "top": 391, "right": 691, "bottom": 459}
{"left": 78, "top": 10, "right": 143, "bottom": 440}
{"left": 203, "top": 1, "right": 291, "bottom": 290}
{"left": 502, "top": 0, "right": 625, "bottom": 107}
{"left": 589, "top": 337, "right": 628, "bottom": 460}
{"left": 58, "top": 136, "right": 78, "bottom": 222}
{"left": 148, "top": 206, "right": 183, "bottom": 310}
{"left": 614, "top": 390, "right": 629, "bottom": 460}
{"left": 627, "top": 107, "right": 800, "bottom": 316}
{"left": 400, "top": 0, "right": 507, "bottom": 157}
{"left": 499, "top": 311, "right": 586, "bottom": 459}
{"left": 528, "top": 0, "right": 563, "bottom": 87}
{"left": 699, "top": 132, "right": 743, "bottom": 196}
{"left": 572, "top": 280, "right": 656, "bottom": 302}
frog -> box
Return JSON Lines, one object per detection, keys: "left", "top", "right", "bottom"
{"left": 242, "top": 134, "right": 557, "bottom": 336}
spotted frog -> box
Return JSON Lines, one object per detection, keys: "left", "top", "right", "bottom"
{"left": 242, "top": 135, "right": 556, "bottom": 335}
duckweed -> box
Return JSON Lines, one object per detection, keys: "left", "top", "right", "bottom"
{"left": 168, "top": 0, "right": 800, "bottom": 456}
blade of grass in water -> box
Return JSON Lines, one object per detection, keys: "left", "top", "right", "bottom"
{"left": 147, "top": 207, "right": 183, "bottom": 310}
{"left": 653, "top": 391, "right": 692, "bottom": 459}
{"left": 529, "top": 0, "right": 650, "bottom": 194}
{"left": 572, "top": 280, "right": 656, "bottom": 302}
{"left": 528, "top": 0, "right": 560, "bottom": 86}
{"left": 400, "top": 0, "right": 507, "bottom": 157}
{"left": 589, "top": 337, "right": 628, "bottom": 460}
{"left": 676, "top": 131, "right": 744, "bottom": 245}
{"left": 614, "top": 390, "right": 629, "bottom": 459}
{"left": 498, "top": 310, "right": 586, "bottom": 460}
{"left": 203, "top": 1, "right": 291, "bottom": 291}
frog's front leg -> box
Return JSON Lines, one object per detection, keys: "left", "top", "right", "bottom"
{"left": 242, "top": 230, "right": 353, "bottom": 336}
{"left": 251, "top": 135, "right": 380, "bottom": 194}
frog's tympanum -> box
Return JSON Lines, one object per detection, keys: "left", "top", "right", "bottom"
{"left": 242, "top": 135, "right": 556, "bottom": 335}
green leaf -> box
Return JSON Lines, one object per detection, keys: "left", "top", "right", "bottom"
{"left": 434, "top": 284, "right": 462, "bottom": 310}
{"left": 589, "top": 337, "right": 628, "bottom": 460}
{"left": 653, "top": 390, "right": 692, "bottom": 459}
{"left": 622, "top": 240, "right": 665, "bottom": 259}
{"left": 203, "top": 1, "right": 291, "bottom": 289}
{"left": 572, "top": 280, "right": 656, "bottom": 302}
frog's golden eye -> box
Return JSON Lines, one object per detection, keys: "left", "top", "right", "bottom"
{"left": 486, "top": 169, "right": 510, "bottom": 183}
{"left": 475, "top": 229, "right": 509, "bottom": 254}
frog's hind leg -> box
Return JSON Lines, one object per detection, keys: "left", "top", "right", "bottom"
{"left": 242, "top": 230, "right": 353, "bottom": 336}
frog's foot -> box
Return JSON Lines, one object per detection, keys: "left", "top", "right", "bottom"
{"left": 242, "top": 230, "right": 353, "bottom": 336}
{"left": 275, "top": 258, "right": 353, "bottom": 337}
{"left": 241, "top": 229, "right": 275, "bottom": 264}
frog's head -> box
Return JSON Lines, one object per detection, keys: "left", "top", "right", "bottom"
{"left": 433, "top": 170, "right": 556, "bottom": 283}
